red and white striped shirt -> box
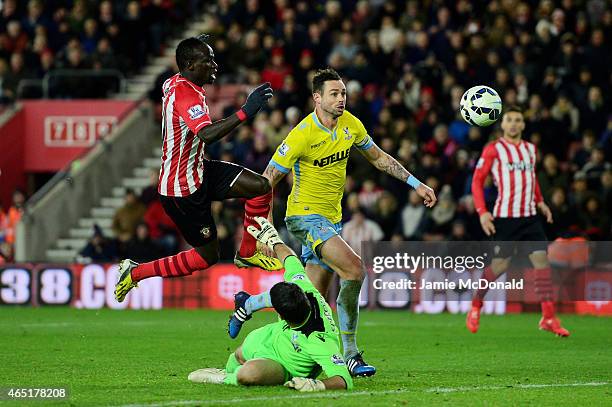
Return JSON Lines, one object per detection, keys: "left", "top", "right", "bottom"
{"left": 158, "top": 74, "right": 212, "bottom": 197}
{"left": 472, "top": 138, "right": 543, "bottom": 218}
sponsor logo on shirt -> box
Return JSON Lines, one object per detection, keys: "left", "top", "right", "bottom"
{"left": 291, "top": 274, "right": 305, "bottom": 281}
{"left": 188, "top": 104, "right": 206, "bottom": 120}
{"left": 278, "top": 142, "right": 290, "bottom": 156}
{"left": 506, "top": 161, "right": 534, "bottom": 171}
{"left": 310, "top": 140, "right": 326, "bottom": 149}
{"left": 313, "top": 148, "right": 350, "bottom": 167}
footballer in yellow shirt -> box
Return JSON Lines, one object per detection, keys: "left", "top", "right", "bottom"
{"left": 263, "top": 68, "right": 437, "bottom": 377}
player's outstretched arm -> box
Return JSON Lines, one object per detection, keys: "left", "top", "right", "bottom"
{"left": 197, "top": 83, "right": 273, "bottom": 145}
{"left": 358, "top": 143, "right": 437, "bottom": 207}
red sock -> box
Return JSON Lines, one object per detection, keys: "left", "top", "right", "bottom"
{"left": 131, "top": 248, "right": 210, "bottom": 282}
{"left": 471, "top": 298, "right": 483, "bottom": 309}
{"left": 474, "top": 266, "right": 499, "bottom": 300}
{"left": 534, "top": 267, "right": 555, "bottom": 317}
{"left": 541, "top": 301, "right": 555, "bottom": 319}
{"left": 239, "top": 192, "right": 272, "bottom": 257}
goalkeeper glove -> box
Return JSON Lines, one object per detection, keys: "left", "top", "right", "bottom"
{"left": 246, "top": 216, "right": 284, "bottom": 248}
{"left": 284, "top": 377, "right": 326, "bottom": 392}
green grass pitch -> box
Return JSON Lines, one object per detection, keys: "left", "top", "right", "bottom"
{"left": 1, "top": 308, "right": 610, "bottom": 406}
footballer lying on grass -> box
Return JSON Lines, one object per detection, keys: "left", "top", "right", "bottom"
{"left": 188, "top": 217, "right": 353, "bottom": 392}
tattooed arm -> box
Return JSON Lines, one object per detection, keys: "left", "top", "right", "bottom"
{"left": 357, "top": 143, "right": 438, "bottom": 208}
{"left": 262, "top": 163, "right": 287, "bottom": 188}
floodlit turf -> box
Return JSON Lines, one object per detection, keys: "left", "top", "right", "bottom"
{"left": 1, "top": 308, "right": 610, "bottom": 406}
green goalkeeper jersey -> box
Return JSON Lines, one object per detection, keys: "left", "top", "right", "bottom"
{"left": 273, "top": 256, "right": 353, "bottom": 388}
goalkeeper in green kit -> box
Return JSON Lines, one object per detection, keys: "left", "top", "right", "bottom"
{"left": 188, "top": 217, "right": 353, "bottom": 391}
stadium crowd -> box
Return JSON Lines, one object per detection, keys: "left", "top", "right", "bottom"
{"left": 0, "top": 0, "right": 201, "bottom": 101}
{"left": 1, "top": 0, "right": 611, "bottom": 263}
{"left": 185, "top": 0, "right": 610, "bottom": 258}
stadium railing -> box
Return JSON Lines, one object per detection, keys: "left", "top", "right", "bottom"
{"left": 15, "top": 70, "right": 127, "bottom": 100}
{"left": 42, "top": 69, "right": 127, "bottom": 99}
{"left": 15, "top": 103, "right": 154, "bottom": 262}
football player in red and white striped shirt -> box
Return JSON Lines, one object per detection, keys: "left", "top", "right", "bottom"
{"left": 469, "top": 106, "right": 569, "bottom": 337}
{"left": 115, "top": 35, "right": 282, "bottom": 302}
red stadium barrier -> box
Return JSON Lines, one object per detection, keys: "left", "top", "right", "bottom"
{"left": 1, "top": 263, "right": 610, "bottom": 315}
{"left": 21, "top": 100, "right": 136, "bottom": 171}
{"left": 0, "top": 109, "right": 26, "bottom": 209}
{"left": 0, "top": 100, "right": 136, "bottom": 208}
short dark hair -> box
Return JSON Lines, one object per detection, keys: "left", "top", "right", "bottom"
{"left": 312, "top": 68, "right": 341, "bottom": 94}
{"left": 270, "top": 282, "right": 311, "bottom": 326}
{"left": 176, "top": 35, "right": 209, "bottom": 71}
{"left": 503, "top": 105, "right": 523, "bottom": 116}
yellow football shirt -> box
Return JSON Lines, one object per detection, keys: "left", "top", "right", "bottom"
{"left": 269, "top": 110, "right": 374, "bottom": 223}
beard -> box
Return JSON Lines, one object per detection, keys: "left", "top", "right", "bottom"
{"left": 323, "top": 105, "right": 343, "bottom": 118}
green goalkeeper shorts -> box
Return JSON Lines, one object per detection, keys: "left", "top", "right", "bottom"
{"left": 241, "top": 324, "right": 290, "bottom": 381}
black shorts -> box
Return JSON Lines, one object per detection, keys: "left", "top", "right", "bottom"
{"left": 491, "top": 216, "right": 548, "bottom": 258}
{"left": 159, "top": 160, "right": 243, "bottom": 247}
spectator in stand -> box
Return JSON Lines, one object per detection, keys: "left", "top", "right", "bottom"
{"left": 140, "top": 169, "right": 160, "bottom": 207}
{"left": 373, "top": 191, "right": 398, "bottom": 240}
{"left": 398, "top": 190, "right": 427, "bottom": 240}
{"left": 579, "top": 195, "right": 610, "bottom": 240}
{"left": 450, "top": 220, "right": 470, "bottom": 241}
{"left": 124, "top": 222, "right": 162, "bottom": 263}
{"left": 261, "top": 47, "right": 291, "bottom": 90}
{"left": 341, "top": 208, "right": 384, "bottom": 256}
{"left": 569, "top": 171, "right": 589, "bottom": 209}
{"left": 120, "top": 1, "right": 146, "bottom": 73}
{"left": 262, "top": 109, "right": 290, "bottom": 148}
{"left": 357, "top": 180, "right": 383, "bottom": 214}
{"left": 547, "top": 187, "right": 572, "bottom": 240}
{"left": 572, "top": 131, "right": 597, "bottom": 170}
{"left": 582, "top": 146, "right": 609, "bottom": 189}
{"left": 78, "top": 224, "right": 118, "bottom": 263}
{"left": 112, "top": 189, "right": 146, "bottom": 244}
{"left": 423, "top": 184, "right": 456, "bottom": 239}
{"left": 0, "top": 189, "right": 26, "bottom": 257}
{"left": 143, "top": 197, "right": 178, "bottom": 256}
{"left": 601, "top": 169, "right": 612, "bottom": 215}
{"left": 211, "top": 201, "right": 238, "bottom": 261}
{"left": 538, "top": 154, "right": 570, "bottom": 201}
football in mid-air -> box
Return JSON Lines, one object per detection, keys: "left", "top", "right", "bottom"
{"left": 459, "top": 86, "right": 502, "bottom": 127}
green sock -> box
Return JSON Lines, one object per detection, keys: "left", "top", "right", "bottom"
{"left": 223, "top": 366, "right": 241, "bottom": 385}
{"left": 225, "top": 353, "right": 241, "bottom": 373}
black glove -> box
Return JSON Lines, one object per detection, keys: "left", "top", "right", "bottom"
{"left": 241, "top": 82, "right": 273, "bottom": 118}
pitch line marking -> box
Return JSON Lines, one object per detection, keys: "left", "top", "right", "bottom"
{"left": 109, "top": 381, "right": 610, "bottom": 407}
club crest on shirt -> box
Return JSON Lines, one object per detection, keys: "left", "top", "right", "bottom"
{"left": 200, "top": 226, "right": 211, "bottom": 238}
{"left": 291, "top": 332, "right": 302, "bottom": 352}
{"left": 188, "top": 104, "right": 206, "bottom": 120}
{"left": 343, "top": 127, "right": 352, "bottom": 140}
{"left": 278, "top": 142, "right": 290, "bottom": 156}
{"left": 331, "top": 354, "right": 345, "bottom": 366}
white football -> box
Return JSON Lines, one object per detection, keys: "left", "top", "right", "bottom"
{"left": 459, "top": 86, "right": 502, "bottom": 127}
